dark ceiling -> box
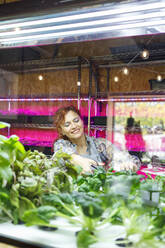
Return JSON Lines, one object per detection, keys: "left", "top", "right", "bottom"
{"left": 0, "top": 33, "right": 165, "bottom": 73}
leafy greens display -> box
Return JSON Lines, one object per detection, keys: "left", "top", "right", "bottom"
{"left": 0, "top": 122, "right": 165, "bottom": 248}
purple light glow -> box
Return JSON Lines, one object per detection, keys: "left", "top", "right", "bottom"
{"left": 10, "top": 128, "right": 58, "bottom": 146}
{"left": 10, "top": 127, "right": 106, "bottom": 147}
{"left": 20, "top": 138, "right": 53, "bottom": 147}
{"left": 0, "top": 104, "right": 96, "bottom": 116}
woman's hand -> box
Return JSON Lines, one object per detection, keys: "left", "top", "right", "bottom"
{"left": 114, "top": 161, "right": 138, "bottom": 172}
{"left": 71, "top": 154, "right": 101, "bottom": 173}
{"left": 113, "top": 158, "right": 140, "bottom": 172}
{"left": 113, "top": 152, "right": 141, "bottom": 172}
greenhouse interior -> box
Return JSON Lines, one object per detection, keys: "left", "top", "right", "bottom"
{"left": 0, "top": 0, "right": 165, "bottom": 247}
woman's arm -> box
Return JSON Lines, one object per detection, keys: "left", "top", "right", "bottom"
{"left": 53, "top": 139, "right": 102, "bottom": 173}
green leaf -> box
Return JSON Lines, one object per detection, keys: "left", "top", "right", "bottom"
{"left": 77, "top": 229, "right": 97, "bottom": 248}
{"left": 14, "top": 160, "right": 24, "bottom": 171}
{"left": 0, "top": 135, "right": 26, "bottom": 160}
{"left": 0, "top": 166, "right": 12, "bottom": 183}
{"left": 74, "top": 193, "right": 103, "bottom": 219}
{"left": 12, "top": 208, "right": 19, "bottom": 225}
{"left": 19, "top": 196, "right": 36, "bottom": 220}
{"left": 76, "top": 175, "right": 86, "bottom": 186}
{"left": 10, "top": 184, "right": 19, "bottom": 208}
{"left": 81, "top": 201, "right": 103, "bottom": 219}
{"left": 41, "top": 193, "right": 76, "bottom": 216}
{"left": 0, "top": 190, "right": 10, "bottom": 205}
{"left": 22, "top": 206, "right": 57, "bottom": 226}
{"left": 0, "top": 144, "right": 16, "bottom": 165}
{"left": 53, "top": 171, "right": 73, "bottom": 192}
{"left": 19, "top": 177, "right": 42, "bottom": 197}
{"left": 7, "top": 135, "right": 19, "bottom": 143}
{"left": 0, "top": 122, "right": 10, "bottom": 129}
{"left": 65, "top": 161, "right": 82, "bottom": 178}
{"left": 58, "top": 193, "right": 73, "bottom": 205}
{"left": 41, "top": 193, "right": 63, "bottom": 207}
{"left": 14, "top": 141, "right": 26, "bottom": 161}
{"left": 0, "top": 189, "right": 15, "bottom": 221}
{"left": 0, "top": 135, "right": 8, "bottom": 142}
{"left": 78, "top": 183, "right": 90, "bottom": 192}
{"left": 0, "top": 150, "right": 10, "bottom": 166}
{"left": 55, "top": 151, "right": 71, "bottom": 160}
{"left": 87, "top": 177, "right": 102, "bottom": 192}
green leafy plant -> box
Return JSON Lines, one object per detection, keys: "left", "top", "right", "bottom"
{"left": 0, "top": 122, "right": 26, "bottom": 185}
{"left": 0, "top": 124, "right": 165, "bottom": 248}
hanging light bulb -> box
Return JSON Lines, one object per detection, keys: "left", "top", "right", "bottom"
{"left": 114, "top": 76, "right": 119, "bottom": 82}
{"left": 157, "top": 74, "right": 162, "bottom": 81}
{"left": 140, "top": 49, "right": 149, "bottom": 60}
{"left": 123, "top": 67, "right": 129, "bottom": 75}
{"left": 38, "top": 75, "right": 43, "bottom": 80}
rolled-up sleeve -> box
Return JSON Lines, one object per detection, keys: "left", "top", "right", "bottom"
{"left": 94, "top": 137, "right": 140, "bottom": 170}
{"left": 109, "top": 142, "right": 141, "bottom": 171}
{"left": 53, "top": 139, "right": 76, "bottom": 155}
{"left": 93, "top": 137, "right": 113, "bottom": 163}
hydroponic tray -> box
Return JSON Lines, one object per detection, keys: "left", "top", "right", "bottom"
{"left": 0, "top": 219, "right": 79, "bottom": 248}
{"left": 0, "top": 219, "right": 125, "bottom": 248}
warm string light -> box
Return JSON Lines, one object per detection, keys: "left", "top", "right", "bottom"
{"left": 114, "top": 67, "right": 129, "bottom": 83}
{"left": 114, "top": 66, "right": 129, "bottom": 83}
{"left": 140, "top": 49, "right": 150, "bottom": 60}
{"left": 114, "top": 76, "right": 119, "bottom": 82}
{"left": 113, "top": 65, "right": 164, "bottom": 84}
{"left": 113, "top": 46, "right": 150, "bottom": 82}
{"left": 38, "top": 75, "right": 43, "bottom": 80}
{"left": 123, "top": 67, "right": 129, "bottom": 75}
{"left": 157, "top": 74, "right": 162, "bottom": 81}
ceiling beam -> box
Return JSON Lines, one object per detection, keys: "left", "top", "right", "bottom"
{"left": 31, "top": 47, "right": 52, "bottom": 58}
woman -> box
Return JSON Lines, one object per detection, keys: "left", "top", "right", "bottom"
{"left": 53, "top": 106, "right": 140, "bottom": 173}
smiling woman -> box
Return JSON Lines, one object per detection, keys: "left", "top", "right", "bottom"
{"left": 53, "top": 105, "right": 140, "bottom": 173}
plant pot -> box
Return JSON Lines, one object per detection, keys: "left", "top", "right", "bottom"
{"left": 115, "top": 238, "right": 133, "bottom": 247}
{"left": 38, "top": 226, "right": 58, "bottom": 231}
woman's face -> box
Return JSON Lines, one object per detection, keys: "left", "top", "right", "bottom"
{"left": 60, "top": 110, "right": 84, "bottom": 141}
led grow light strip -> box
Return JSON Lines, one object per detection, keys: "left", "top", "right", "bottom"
{"left": 0, "top": 98, "right": 89, "bottom": 102}
{"left": 97, "top": 97, "right": 165, "bottom": 102}
{"left": 0, "top": 1, "right": 164, "bottom": 31}
{"left": 1, "top": 11, "right": 165, "bottom": 38}
{"left": 2, "top": 18, "right": 165, "bottom": 44}
{"left": 0, "top": 97, "right": 161, "bottom": 103}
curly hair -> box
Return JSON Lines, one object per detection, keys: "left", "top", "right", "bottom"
{"left": 54, "top": 105, "right": 82, "bottom": 139}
